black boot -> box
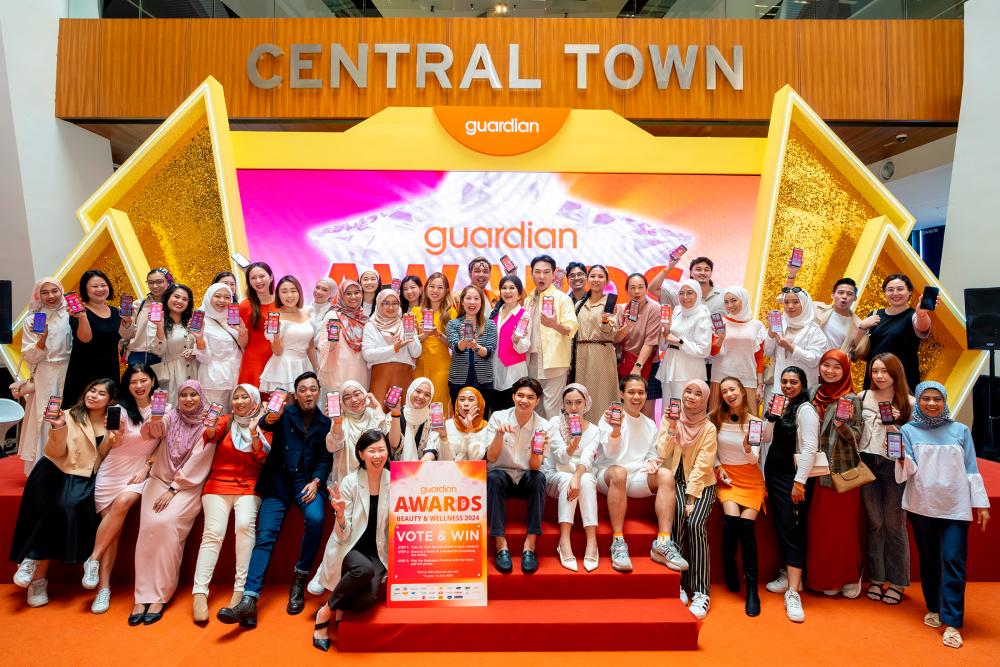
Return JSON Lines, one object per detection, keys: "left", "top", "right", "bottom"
{"left": 721, "top": 515, "right": 741, "bottom": 593}
{"left": 217, "top": 594, "right": 258, "bottom": 628}
{"left": 739, "top": 518, "right": 761, "bottom": 617}
{"left": 287, "top": 569, "right": 309, "bottom": 615}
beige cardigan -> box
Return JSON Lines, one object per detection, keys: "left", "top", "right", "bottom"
{"left": 654, "top": 418, "right": 718, "bottom": 499}
{"left": 44, "top": 414, "right": 111, "bottom": 477}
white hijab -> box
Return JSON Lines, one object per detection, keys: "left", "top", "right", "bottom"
{"left": 200, "top": 283, "right": 233, "bottom": 324}
{"left": 230, "top": 384, "right": 265, "bottom": 453}
{"left": 781, "top": 288, "right": 817, "bottom": 330}
{"left": 723, "top": 285, "right": 753, "bottom": 322}
{"left": 401, "top": 377, "right": 434, "bottom": 461}
{"left": 308, "top": 278, "right": 339, "bottom": 329}
{"left": 675, "top": 278, "right": 711, "bottom": 321}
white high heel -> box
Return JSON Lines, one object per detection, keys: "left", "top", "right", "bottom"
{"left": 556, "top": 545, "right": 578, "bottom": 572}
{"left": 583, "top": 554, "right": 599, "bottom": 572}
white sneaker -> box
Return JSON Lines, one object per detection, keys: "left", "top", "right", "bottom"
{"left": 689, "top": 592, "right": 710, "bottom": 619}
{"left": 27, "top": 578, "right": 49, "bottom": 607}
{"left": 13, "top": 559, "right": 37, "bottom": 588}
{"left": 306, "top": 572, "right": 326, "bottom": 596}
{"left": 784, "top": 590, "right": 805, "bottom": 622}
{"left": 679, "top": 588, "right": 689, "bottom": 605}
{"left": 91, "top": 587, "right": 111, "bottom": 614}
{"left": 766, "top": 568, "right": 789, "bottom": 593}
{"left": 82, "top": 559, "right": 100, "bottom": 590}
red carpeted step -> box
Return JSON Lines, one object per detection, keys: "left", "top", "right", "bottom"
{"left": 337, "top": 597, "right": 701, "bottom": 652}
{"left": 486, "top": 555, "right": 680, "bottom": 599}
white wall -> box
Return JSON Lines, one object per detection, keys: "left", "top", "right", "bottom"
{"left": 940, "top": 0, "right": 1000, "bottom": 313}
{"left": 0, "top": 0, "right": 112, "bottom": 311}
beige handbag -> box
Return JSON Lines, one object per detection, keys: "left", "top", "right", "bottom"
{"left": 829, "top": 427, "right": 874, "bottom": 493}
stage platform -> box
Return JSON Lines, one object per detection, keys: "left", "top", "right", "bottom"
{"left": 1, "top": 455, "right": 998, "bottom": 653}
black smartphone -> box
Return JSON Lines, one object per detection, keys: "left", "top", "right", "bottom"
{"left": 106, "top": 405, "right": 122, "bottom": 430}
{"left": 919, "top": 286, "right": 939, "bottom": 311}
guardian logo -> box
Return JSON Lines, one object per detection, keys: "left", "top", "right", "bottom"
{"left": 464, "top": 118, "right": 540, "bottom": 137}
{"left": 435, "top": 106, "right": 569, "bottom": 156}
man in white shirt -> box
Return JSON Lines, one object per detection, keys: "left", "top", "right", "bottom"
{"left": 523, "top": 255, "right": 579, "bottom": 419}
{"left": 484, "top": 377, "right": 564, "bottom": 574}
{"left": 785, "top": 268, "right": 861, "bottom": 353}
{"left": 594, "top": 375, "right": 689, "bottom": 573}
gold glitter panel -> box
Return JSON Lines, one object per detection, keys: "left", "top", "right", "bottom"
{"left": 852, "top": 252, "right": 958, "bottom": 391}
{"left": 758, "top": 125, "right": 877, "bottom": 320}
{"left": 116, "top": 121, "right": 229, "bottom": 300}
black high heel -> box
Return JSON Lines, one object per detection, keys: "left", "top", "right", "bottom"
{"left": 313, "top": 607, "right": 332, "bottom": 652}
{"left": 128, "top": 604, "right": 149, "bottom": 626}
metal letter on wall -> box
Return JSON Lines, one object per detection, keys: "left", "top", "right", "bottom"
{"left": 290, "top": 43, "right": 323, "bottom": 89}
{"left": 247, "top": 43, "right": 284, "bottom": 89}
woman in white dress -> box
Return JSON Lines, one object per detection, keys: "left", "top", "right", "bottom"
{"left": 260, "top": 276, "right": 318, "bottom": 393}
{"left": 656, "top": 279, "right": 713, "bottom": 402}
{"left": 151, "top": 284, "right": 198, "bottom": 403}
{"left": 12, "top": 277, "right": 72, "bottom": 475}
{"left": 194, "top": 283, "right": 248, "bottom": 410}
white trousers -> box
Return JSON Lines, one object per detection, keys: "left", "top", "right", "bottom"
{"left": 545, "top": 471, "right": 598, "bottom": 527}
{"left": 192, "top": 494, "right": 262, "bottom": 595}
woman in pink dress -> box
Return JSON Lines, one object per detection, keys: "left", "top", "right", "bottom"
{"left": 129, "top": 380, "right": 222, "bottom": 625}
{"left": 82, "top": 363, "right": 164, "bottom": 615}
{"left": 316, "top": 279, "right": 370, "bottom": 410}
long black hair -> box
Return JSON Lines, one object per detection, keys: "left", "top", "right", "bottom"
{"left": 399, "top": 275, "right": 423, "bottom": 312}
{"left": 777, "top": 365, "right": 811, "bottom": 428}
{"left": 161, "top": 283, "right": 194, "bottom": 335}
{"left": 119, "top": 363, "right": 160, "bottom": 426}
{"left": 245, "top": 261, "right": 275, "bottom": 327}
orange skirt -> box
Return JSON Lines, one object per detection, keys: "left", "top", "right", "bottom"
{"left": 370, "top": 362, "right": 414, "bottom": 406}
{"left": 717, "top": 463, "right": 766, "bottom": 512}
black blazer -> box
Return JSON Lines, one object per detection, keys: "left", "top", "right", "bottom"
{"left": 256, "top": 403, "right": 333, "bottom": 500}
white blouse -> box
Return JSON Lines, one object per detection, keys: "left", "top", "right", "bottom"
{"left": 194, "top": 317, "right": 242, "bottom": 392}
{"left": 656, "top": 310, "right": 712, "bottom": 384}
{"left": 440, "top": 419, "right": 489, "bottom": 461}
{"left": 711, "top": 319, "right": 767, "bottom": 388}
{"left": 361, "top": 322, "right": 422, "bottom": 368}
{"left": 763, "top": 322, "right": 828, "bottom": 396}
{"left": 545, "top": 415, "right": 600, "bottom": 474}
{"left": 716, "top": 421, "right": 759, "bottom": 466}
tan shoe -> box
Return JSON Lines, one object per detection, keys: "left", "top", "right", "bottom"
{"left": 193, "top": 593, "right": 209, "bottom": 623}
{"left": 229, "top": 591, "right": 243, "bottom": 608}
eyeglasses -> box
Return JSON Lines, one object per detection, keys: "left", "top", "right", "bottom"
{"left": 780, "top": 287, "right": 804, "bottom": 294}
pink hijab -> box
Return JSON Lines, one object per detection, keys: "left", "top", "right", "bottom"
{"left": 676, "top": 379, "right": 710, "bottom": 448}
{"left": 165, "top": 380, "right": 207, "bottom": 472}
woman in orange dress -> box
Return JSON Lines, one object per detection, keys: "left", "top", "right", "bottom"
{"left": 412, "top": 272, "right": 456, "bottom": 416}
{"left": 237, "top": 262, "right": 277, "bottom": 388}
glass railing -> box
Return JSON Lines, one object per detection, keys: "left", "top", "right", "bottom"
{"left": 78, "top": 0, "right": 967, "bottom": 20}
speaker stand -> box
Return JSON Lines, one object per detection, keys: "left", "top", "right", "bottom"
{"left": 985, "top": 349, "right": 998, "bottom": 461}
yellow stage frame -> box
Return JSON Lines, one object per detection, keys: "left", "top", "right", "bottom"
{"left": 4, "top": 77, "right": 984, "bottom": 411}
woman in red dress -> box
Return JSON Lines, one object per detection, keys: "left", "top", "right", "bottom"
{"left": 237, "top": 262, "right": 277, "bottom": 388}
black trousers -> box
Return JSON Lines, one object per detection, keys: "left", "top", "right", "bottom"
{"left": 766, "top": 474, "right": 813, "bottom": 569}
{"left": 328, "top": 550, "right": 386, "bottom": 613}
{"left": 487, "top": 469, "right": 545, "bottom": 538}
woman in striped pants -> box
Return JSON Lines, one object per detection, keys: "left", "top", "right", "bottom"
{"left": 654, "top": 379, "right": 719, "bottom": 619}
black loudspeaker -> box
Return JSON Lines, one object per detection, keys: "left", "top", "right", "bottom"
{"left": 0, "top": 280, "right": 11, "bottom": 345}
{"left": 965, "top": 287, "right": 1000, "bottom": 350}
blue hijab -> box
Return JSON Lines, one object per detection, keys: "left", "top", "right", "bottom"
{"left": 910, "top": 381, "right": 952, "bottom": 429}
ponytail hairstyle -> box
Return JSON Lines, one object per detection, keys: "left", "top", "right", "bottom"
{"left": 489, "top": 275, "right": 524, "bottom": 321}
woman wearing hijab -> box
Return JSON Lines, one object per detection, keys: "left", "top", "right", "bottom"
{"left": 897, "top": 381, "right": 991, "bottom": 649}
{"left": 656, "top": 279, "right": 713, "bottom": 403}
{"left": 764, "top": 288, "right": 827, "bottom": 402}
{"left": 710, "top": 286, "right": 767, "bottom": 412}
{"left": 129, "top": 380, "right": 223, "bottom": 626}
{"left": 654, "top": 379, "right": 718, "bottom": 619}
{"left": 12, "top": 277, "right": 73, "bottom": 475}
{"left": 805, "top": 349, "right": 864, "bottom": 598}
{"left": 317, "top": 279, "right": 370, "bottom": 405}
{"left": 193, "top": 283, "right": 248, "bottom": 411}
{"left": 325, "top": 380, "right": 392, "bottom": 485}
{"left": 307, "top": 278, "right": 339, "bottom": 332}
{"left": 361, "top": 290, "right": 422, "bottom": 403}
{"left": 388, "top": 377, "right": 441, "bottom": 462}
{"left": 439, "top": 387, "right": 490, "bottom": 462}
{"left": 191, "top": 384, "right": 271, "bottom": 623}
{"left": 544, "top": 384, "right": 600, "bottom": 572}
